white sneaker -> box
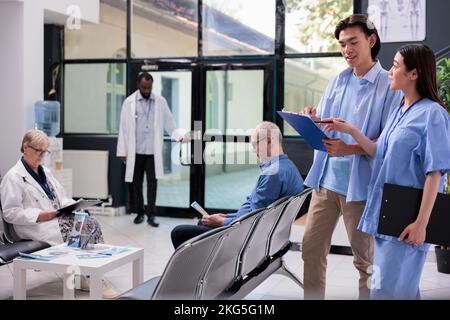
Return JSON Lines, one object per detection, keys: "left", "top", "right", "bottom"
{"left": 78, "top": 275, "right": 117, "bottom": 299}
{"left": 101, "top": 280, "right": 118, "bottom": 299}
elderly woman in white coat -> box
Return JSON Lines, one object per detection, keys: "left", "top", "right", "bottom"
{"left": 0, "top": 130, "right": 104, "bottom": 245}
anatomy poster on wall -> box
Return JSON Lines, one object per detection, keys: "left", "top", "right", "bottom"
{"left": 368, "top": 0, "right": 426, "bottom": 43}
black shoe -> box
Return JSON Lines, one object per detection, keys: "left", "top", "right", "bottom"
{"left": 133, "top": 214, "right": 145, "bottom": 224}
{"left": 147, "top": 216, "right": 160, "bottom": 227}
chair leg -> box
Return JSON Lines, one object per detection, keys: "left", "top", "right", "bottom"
{"left": 274, "top": 258, "right": 304, "bottom": 289}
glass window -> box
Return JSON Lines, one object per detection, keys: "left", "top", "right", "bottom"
{"left": 204, "top": 141, "right": 260, "bottom": 210}
{"left": 65, "top": 0, "right": 127, "bottom": 59}
{"left": 132, "top": 0, "right": 198, "bottom": 58}
{"left": 206, "top": 69, "right": 264, "bottom": 135}
{"left": 150, "top": 71, "right": 192, "bottom": 133}
{"left": 154, "top": 140, "right": 190, "bottom": 208}
{"left": 283, "top": 57, "right": 347, "bottom": 135}
{"left": 285, "top": 0, "right": 353, "bottom": 53}
{"left": 64, "top": 63, "right": 126, "bottom": 134}
{"left": 203, "top": 0, "right": 275, "bottom": 56}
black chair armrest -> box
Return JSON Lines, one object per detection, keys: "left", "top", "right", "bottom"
{"left": 0, "top": 240, "right": 50, "bottom": 265}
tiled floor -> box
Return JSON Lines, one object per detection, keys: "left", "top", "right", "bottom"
{"left": 1, "top": 214, "right": 449, "bottom": 300}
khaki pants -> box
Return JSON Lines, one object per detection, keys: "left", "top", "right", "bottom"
{"left": 302, "top": 188, "right": 373, "bottom": 300}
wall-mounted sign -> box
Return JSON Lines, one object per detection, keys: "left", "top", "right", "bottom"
{"left": 368, "top": 0, "right": 426, "bottom": 43}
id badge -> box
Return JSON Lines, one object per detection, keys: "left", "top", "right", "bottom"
{"left": 144, "top": 126, "right": 150, "bottom": 134}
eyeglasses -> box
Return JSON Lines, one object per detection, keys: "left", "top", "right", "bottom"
{"left": 251, "top": 136, "right": 268, "bottom": 148}
{"left": 28, "top": 145, "right": 51, "bottom": 156}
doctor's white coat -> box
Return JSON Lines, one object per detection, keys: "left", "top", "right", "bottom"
{"left": 0, "top": 160, "right": 75, "bottom": 245}
{"left": 116, "top": 91, "right": 183, "bottom": 182}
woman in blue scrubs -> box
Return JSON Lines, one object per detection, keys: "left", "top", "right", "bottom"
{"left": 324, "top": 44, "right": 450, "bottom": 299}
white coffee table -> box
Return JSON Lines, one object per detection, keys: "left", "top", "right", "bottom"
{"left": 13, "top": 244, "right": 144, "bottom": 300}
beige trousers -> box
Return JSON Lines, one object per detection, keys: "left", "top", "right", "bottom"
{"left": 301, "top": 187, "right": 373, "bottom": 300}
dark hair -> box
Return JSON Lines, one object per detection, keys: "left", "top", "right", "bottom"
{"left": 398, "top": 44, "right": 445, "bottom": 107}
{"left": 137, "top": 71, "right": 153, "bottom": 84}
{"left": 334, "top": 14, "right": 381, "bottom": 61}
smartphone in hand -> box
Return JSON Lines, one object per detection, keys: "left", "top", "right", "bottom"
{"left": 191, "top": 201, "right": 210, "bottom": 217}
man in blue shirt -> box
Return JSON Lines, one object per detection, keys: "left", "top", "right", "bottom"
{"left": 171, "top": 122, "right": 304, "bottom": 249}
{"left": 300, "top": 14, "right": 402, "bottom": 300}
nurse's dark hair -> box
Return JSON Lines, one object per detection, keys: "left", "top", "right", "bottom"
{"left": 334, "top": 14, "right": 381, "bottom": 61}
{"left": 398, "top": 44, "right": 445, "bottom": 107}
{"left": 137, "top": 71, "right": 153, "bottom": 84}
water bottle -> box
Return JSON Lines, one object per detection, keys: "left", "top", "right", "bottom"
{"left": 34, "top": 100, "right": 60, "bottom": 137}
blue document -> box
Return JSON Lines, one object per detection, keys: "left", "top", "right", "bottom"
{"left": 277, "top": 111, "right": 328, "bottom": 151}
{"left": 18, "top": 252, "right": 58, "bottom": 261}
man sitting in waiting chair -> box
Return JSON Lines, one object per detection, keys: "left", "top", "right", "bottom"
{"left": 171, "top": 122, "right": 304, "bottom": 249}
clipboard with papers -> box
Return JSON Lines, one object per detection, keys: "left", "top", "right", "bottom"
{"left": 277, "top": 110, "right": 328, "bottom": 151}
{"left": 57, "top": 199, "right": 102, "bottom": 215}
{"left": 378, "top": 183, "right": 450, "bottom": 246}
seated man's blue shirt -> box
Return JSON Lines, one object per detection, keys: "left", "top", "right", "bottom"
{"left": 224, "top": 154, "right": 304, "bottom": 226}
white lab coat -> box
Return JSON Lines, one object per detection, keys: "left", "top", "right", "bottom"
{"left": 116, "top": 91, "right": 183, "bottom": 182}
{"left": 0, "top": 160, "right": 75, "bottom": 245}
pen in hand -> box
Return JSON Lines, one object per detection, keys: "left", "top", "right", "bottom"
{"left": 314, "top": 120, "right": 333, "bottom": 124}
{"left": 314, "top": 119, "right": 345, "bottom": 124}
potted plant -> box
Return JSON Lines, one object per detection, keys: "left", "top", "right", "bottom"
{"left": 434, "top": 57, "right": 450, "bottom": 273}
{"left": 436, "top": 57, "right": 450, "bottom": 112}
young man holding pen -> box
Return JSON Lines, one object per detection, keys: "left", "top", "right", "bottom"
{"left": 299, "top": 14, "right": 402, "bottom": 300}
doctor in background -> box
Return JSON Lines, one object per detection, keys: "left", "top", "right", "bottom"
{"left": 117, "top": 71, "right": 187, "bottom": 226}
{"left": 0, "top": 130, "right": 104, "bottom": 246}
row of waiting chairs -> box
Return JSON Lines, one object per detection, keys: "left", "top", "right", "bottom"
{"left": 119, "top": 188, "right": 313, "bottom": 300}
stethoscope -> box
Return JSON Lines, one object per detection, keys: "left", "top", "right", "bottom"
{"left": 134, "top": 93, "right": 152, "bottom": 122}
{"left": 382, "top": 98, "right": 423, "bottom": 158}
{"left": 22, "top": 175, "right": 60, "bottom": 209}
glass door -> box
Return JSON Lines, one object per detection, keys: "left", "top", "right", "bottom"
{"left": 200, "top": 61, "right": 274, "bottom": 212}
{"left": 129, "top": 63, "right": 193, "bottom": 211}
{"left": 128, "top": 60, "right": 273, "bottom": 216}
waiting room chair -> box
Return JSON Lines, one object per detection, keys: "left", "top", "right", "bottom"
{"left": 0, "top": 199, "right": 50, "bottom": 265}
{"left": 197, "top": 207, "right": 265, "bottom": 299}
{"left": 224, "top": 189, "right": 312, "bottom": 299}
{"left": 237, "top": 196, "right": 292, "bottom": 280}
{"left": 269, "top": 188, "right": 313, "bottom": 287}
{"left": 118, "top": 224, "right": 232, "bottom": 300}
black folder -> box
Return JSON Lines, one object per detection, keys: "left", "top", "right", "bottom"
{"left": 57, "top": 199, "right": 102, "bottom": 215}
{"left": 378, "top": 183, "right": 450, "bottom": 246}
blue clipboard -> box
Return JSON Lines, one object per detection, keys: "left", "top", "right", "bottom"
{"left": 277, "top": 111, "right": 328, "bottom": 151}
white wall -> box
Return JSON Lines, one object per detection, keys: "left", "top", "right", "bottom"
{"left": 0, "top": 1, "right": 25, "bottom": 175}
{"left": 0, "top": 0, "right": 99, "bottom": 175}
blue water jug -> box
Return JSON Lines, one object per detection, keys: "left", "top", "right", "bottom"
{"left": 34, "top": 101, "right": 60, "bottom": 137}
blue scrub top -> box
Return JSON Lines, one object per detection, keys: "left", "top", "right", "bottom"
{"left": 320, "top": 72, "right": 359, "bottom": 196}
{"left": 304, "top": 61, "right": 403, "bottom": 202}
{"left": 358, "top": 98, "right": 450, "bottom": 251}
